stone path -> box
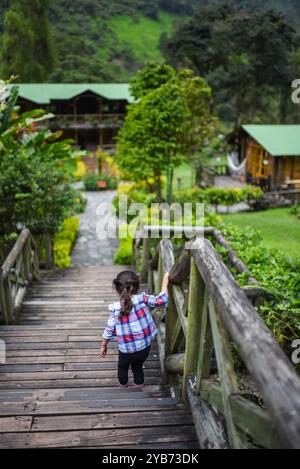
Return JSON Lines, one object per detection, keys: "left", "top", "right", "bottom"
{"left": 71, "top": 191, "right": 119, "bottom": 267}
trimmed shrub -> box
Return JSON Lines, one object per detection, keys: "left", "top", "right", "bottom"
{"left": 114, "top": 236, "right": 132, "bottom": 265}
{"left": 53, "top": 217, "right": 79, "bottom": 268}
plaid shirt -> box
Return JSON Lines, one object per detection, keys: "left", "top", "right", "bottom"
{"left": 103, "top": 292, "right": 168, "bottom": 354}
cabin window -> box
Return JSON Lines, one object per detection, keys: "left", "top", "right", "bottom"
{"left": 248, "top": 143, "right": 270, "bottom": 179}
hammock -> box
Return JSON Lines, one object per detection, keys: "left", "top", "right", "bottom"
{"left": 227, "top": 152, "right": 247, "bottom": 177}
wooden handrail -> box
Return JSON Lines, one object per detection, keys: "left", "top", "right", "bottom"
{"left": 2, "top": 229, "right": 31, "bottom": 280}
{"left": 133, "top": 225, "right": 300, "bottom": 449}
{"left": 0, "top": 229, "right": 40, "bottom": 324}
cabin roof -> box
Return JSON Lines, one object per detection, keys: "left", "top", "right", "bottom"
{"left": 242, "top": 125, "right": 300, "bottom": 157}
{"left": 11, "top": 83, "right": 134, "bottom": 104}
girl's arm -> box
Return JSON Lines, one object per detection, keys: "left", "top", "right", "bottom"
{"left": 142, "top": 272, "right": 170, "bottom": 309}
{"left": 100, "top": 339, "right": 109, "bottom": 358}
{"left": 101, "top": 306, "right": 116, "bottom": 358}
{"left": 161, "top": 272, "right": 169, "bottom": 294}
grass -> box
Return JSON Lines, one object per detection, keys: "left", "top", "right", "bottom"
{"left": 223, "top": 207, "right": 300, "bottom": 259}
{"left": 108, "top": 12, "right": 180, "bottom": 63}
{"left": 173, "top": 163, "right": 195, "bottom": 191}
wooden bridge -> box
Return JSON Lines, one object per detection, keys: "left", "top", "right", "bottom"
{"left": 0, "top": 227, "right": 300, "bottom": 449}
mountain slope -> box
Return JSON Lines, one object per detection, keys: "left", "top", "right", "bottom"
{"left": 0, "top": 0, "right": 299, "bottom": 82}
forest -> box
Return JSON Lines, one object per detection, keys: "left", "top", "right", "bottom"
{"left": 0, "top": 0, "right": 299, "bottom": 83}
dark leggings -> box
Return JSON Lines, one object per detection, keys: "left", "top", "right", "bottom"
{"left": 118, "top": 345, "right": 151, "bottom": 385}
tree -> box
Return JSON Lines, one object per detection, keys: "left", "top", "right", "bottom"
{"left": 161, "top": 3, "right": 298, "bottom": 126}
{"left": 0, "top": 85, "right": 76, "bottom": 235}
{"left": 130, "top": 61, "right": 177, "bottom": 99}
{"left": 116, "top": 64, "right": 214, "bottom": 202}
{"left": 0, "top": 0, "right": 55, "bottom": 82}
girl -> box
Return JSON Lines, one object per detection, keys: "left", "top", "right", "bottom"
{"left": 100, "top": 270, "right": 169, "bottom": 388}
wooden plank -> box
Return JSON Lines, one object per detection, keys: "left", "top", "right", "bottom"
{"left": 172, "top": 285, "right": 187, "bottom": 337}
{"left": 0, "top": 425, "right": 197, "bottom": 448}
{"left": 0, "top": 416, "right": 32, "bottom": 432}
{"left": 0, "top": 385, "right": 168, "bottom": 401}
{"left": 208, "top": 298, "right": 246, "bottom": 449}
{"left": 201, "top": 380, "right": 283, "bottom": 449}
{"left": 196, "top": 288, "right": 213, "bottom": 390}
{"left": 0, "top": 364, "right": 64, "bottom": 372}
{"left": 165, "top": 286, "right": 179, "bottom": 357}
{"left": 182, "top": 259, "right": 205, "bottom": 398}
{"left": 0, "top": 377, "right": 162, "bottom": 389}
{"left": 186, "top": 378, "right": 228, "bottom": 449}
{"left": 0, "top": 369, "right": 162, "bottom": 381}
{"left": 0, "top": 398, "right": 181, "bottom": 416}
{"left": 31, "top": 409, "right": 193, "bottom": 432}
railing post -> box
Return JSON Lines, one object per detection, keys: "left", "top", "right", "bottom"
{"left": 182, "top": 258, "right": 206, "bottom": 399}
{"left": 31, "top": 236, "right": 40, "bottom": 281}
{"left": 141, "top": 237, "right": 149, "bottom": 284}
{"left": 2, "top": 274, "right": 14, "bottom": 324}
{"left": 23, "top": 238, "right": 31, "bottom": 282}
{"left": 44, "top": 233, "right": 54, "bottom": 270}
{"left": 0, "top": 268, "right": 8, "bottom": 324}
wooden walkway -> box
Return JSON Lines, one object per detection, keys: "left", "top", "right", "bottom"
{"left": 0, "top": 266, "right": 198, "bottom": 449}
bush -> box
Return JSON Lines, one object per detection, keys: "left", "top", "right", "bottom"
{"left": 53, "top": 217, "right": 79, "bottom": 268}
{"left": 0, "top": 93, "right": 78, "bottom": 236}
{"left": 173, "top": 186, "right": 263, "bottom": 210}
{"left": 114, "top": 236, "right": 132, "bottom": 265}
{"left": 72, "top": 191, "right": 87, "bottom": 214}
{"left": 213, "top": 222, "right": 300, "bottom": 355}
{"left": 83, "top": 172, "right": 118, "bottom": 191}
{"left": 74, "top": 160, "right": 87, "bottom": 179}
{"left": 83, "top": 172, "right": 99, "bottom": 191}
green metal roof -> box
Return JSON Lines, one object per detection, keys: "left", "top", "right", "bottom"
{"left": 242, "top": 125, "right": 300, "bottom": 157}
{"left": 11, "top": 83, "right": 134, "bottom": 104}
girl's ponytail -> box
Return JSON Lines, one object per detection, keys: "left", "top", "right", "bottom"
{"left": 113, "top": 271, "right": 140, "bottom": 317}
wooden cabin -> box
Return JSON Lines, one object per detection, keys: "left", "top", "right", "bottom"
{"left": 15, "top": 83, "right": 134, "bottom": 152}
{"left": 228, "top": 125, "right": 300, "bottom": 191}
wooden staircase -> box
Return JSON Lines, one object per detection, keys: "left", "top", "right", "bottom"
{"left": 0, "top": 266, "right": 198, "bottom": 449}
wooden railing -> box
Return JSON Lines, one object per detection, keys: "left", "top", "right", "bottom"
{"left": 133, "top": 226, "right": 300, "bottom": 449}
{"left": 48, "top": 113, "right": 125, "bottom": 129}
{"left": 0, "top": 229, "right": 40, "bottom": 324}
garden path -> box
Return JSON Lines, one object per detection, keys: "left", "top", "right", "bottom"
{"left": 71, "top": 191, "right": 119, "bottom": 267}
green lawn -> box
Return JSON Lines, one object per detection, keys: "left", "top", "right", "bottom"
{"left": 173, "top": 163, "right": 195, "bottom": 191}
{"left": 223, "top": 207, "right": 300, "bottom": 258}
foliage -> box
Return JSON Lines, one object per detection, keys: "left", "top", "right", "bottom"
{"left": 114, "top": 229, "right": 133, "bottom": 265}
{"left": 161, "top": 3, "right": 299, "bottom": 125}
{"left": 130, "top": 61, "right": 176, "bottom": 99}
{"left": 53, "top": 216, "right": 79, "bottom": 268}
{"left": 213, "top": 223, "right": 300, "bottom": 354}
{"left": 73, "top": 191, "right": 87, "bottom": 214}
{"left": 83, "top": 171, "right": 118, "bottom": 191}
{"left": 116, "top": 64, "right": 214, "bottom": 202}
{"left": 0, "top": 0, "right": 55, "bottom": 82}
{"left": 172, "top": 186, "right": 263, "bottom": 210}
{"left": 83, "top": 172, "right": 99, "bottom": 191}
{"left": 0, "top": 85, "right": 78, "bottom": 235}
{"left": 74, "top": 160, "right": 87, "bottom": 179}
{"left": 97, "top": 148, "right": 120, "bottom": 178}
{"left": 0, "top": 1, "right": 299, "bottom": 83}
{"left": 290, "top": 203, "right": 300, "bottom": 219}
